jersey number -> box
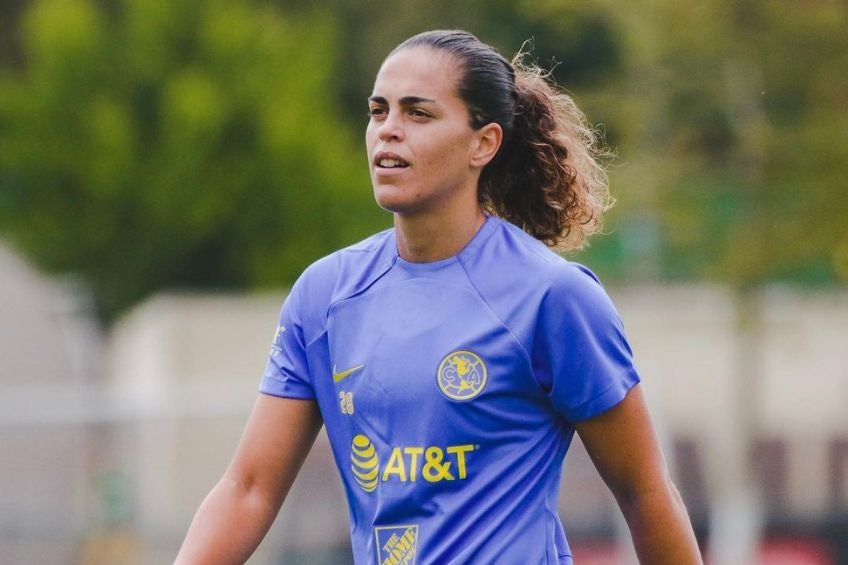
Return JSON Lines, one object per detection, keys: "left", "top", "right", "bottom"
{"left": 339, "top": 391, "right": 354, "bottom": 414}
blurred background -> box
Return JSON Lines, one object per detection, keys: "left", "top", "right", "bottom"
{"left": 1, "top": 0, "right": 846, "bottom": 563}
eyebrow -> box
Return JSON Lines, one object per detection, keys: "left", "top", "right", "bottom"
{"left": 368, "top": 95, "right": 437, "bottom": 106}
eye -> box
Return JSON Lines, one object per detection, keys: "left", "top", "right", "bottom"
{"left": 409, "top": 108, "right": 431, "bottom": 119}
{"left": 368, "top": 106, "right": 387, "bottom": 119}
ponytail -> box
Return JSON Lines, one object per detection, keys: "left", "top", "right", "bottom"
{"left": 479, "top": 54, "right": 613, "bottom": 250}
{"left": 393, "top": 30, "right": 613, "bottom": 250}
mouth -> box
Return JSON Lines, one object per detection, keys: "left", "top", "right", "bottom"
{"left": 374, "top": 151, "right": 410, "bottom": 170}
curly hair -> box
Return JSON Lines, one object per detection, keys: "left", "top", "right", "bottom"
{"left": 392, "top": 31, "right": 613, "bottom": 250}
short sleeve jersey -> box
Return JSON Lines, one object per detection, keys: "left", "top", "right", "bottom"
{"left": 261, "top": 216, "right": 640, "bottom": 565}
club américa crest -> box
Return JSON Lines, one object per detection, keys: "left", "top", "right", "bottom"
{"left": 436, "top": 350, "right": 487, "bottom": 401}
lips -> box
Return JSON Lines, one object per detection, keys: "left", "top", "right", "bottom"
{"left": 374, "top": 151, "right": 410, "bottom": 169}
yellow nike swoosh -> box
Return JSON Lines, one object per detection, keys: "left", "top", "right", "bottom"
{"left": 333, "top": 364, "right": 365, "bottom": 382}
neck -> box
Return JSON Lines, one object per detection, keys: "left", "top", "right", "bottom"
{"left": 394, "top": 206, "right": 486, "bottom": 263}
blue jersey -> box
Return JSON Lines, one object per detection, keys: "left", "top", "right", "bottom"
{"left": 261, "top": 216, "right": 640, "bottom": 564}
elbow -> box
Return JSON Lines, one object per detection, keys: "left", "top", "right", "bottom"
{"left": 614, "top": 468, "right": 683, "bottom": 517}
{"left": 220, "top": 468, "right": 282, "bottom": 517}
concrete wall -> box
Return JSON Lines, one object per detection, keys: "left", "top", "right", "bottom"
{"left": 105, "top": 293, "right": 350, "bottom": 563}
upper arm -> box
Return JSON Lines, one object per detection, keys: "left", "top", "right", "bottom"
{"left": 224, "top": 394, "right": 323, "bottom": 511}
{"left": 574, "top": 384, "right": 670, "bottom": 503}
{"left": 535, "top": 263, "right": 640, "bottom": 422}
{"left": 245, "top": 267, "right": 334, "bottom": 506}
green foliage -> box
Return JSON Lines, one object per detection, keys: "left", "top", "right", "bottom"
{"left": 326, "top": 0, "right": 623, "bottom": 132}
{"left": 1, "top": 0, "right": 846, "bottom": 322}
{"left": 527, "top": 0, "right": 848, "bottom": 287}
{"left": 0, "top": 0, "right": 385, "bottom": 320}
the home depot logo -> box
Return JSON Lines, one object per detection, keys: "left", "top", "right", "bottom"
{"left": 375, "top": 524, "right": 418, "bottom": 565}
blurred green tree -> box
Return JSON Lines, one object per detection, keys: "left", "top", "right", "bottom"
{"left": 0, "top": 0, "right": 385, "bottom": 320}
{"left": 325, "top": 0, "right": 848, "bottom": 287}
{"left": 1, "top": 0, "right": 846, "bottom": 324}
{"left": 523, "top": 0, "right": 848, "bottom": 287}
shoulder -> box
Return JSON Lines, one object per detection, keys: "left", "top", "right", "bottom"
{"left": 289, "top": 228, "right": 395, "bottom": 329}
{"left": 539, "top": 258, "right": 623, "bottom": 336}
{"left": 480, "top": 218, "right": 607, "bottom": 295}
{"left": 460, "top": 218, "right": 616, "bottom": 348}
{"left": 490, "top": 219, "right": 619, "bottom": 327}
{"left": 546, "top": 260, "right": 609, "bottom": 306}
{"left": 303, "top": 227, "right": 394, "bottom": 293}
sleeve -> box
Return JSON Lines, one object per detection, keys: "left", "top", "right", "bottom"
{"left": 533, "top": 263, "right": 640, "bottom": 422}
{"left": 259, "top": 280, "right": 316, "bottom": 400}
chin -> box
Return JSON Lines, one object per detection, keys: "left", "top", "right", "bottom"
{"left": 373, "top": 185, "right": 421, "bottom": 215}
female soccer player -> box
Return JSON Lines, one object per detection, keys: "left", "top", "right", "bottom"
{"left": 176, "top": 30, "right": 702, "bottom": 564}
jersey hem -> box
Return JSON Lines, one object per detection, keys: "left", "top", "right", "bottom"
{"left": 258, "top": 380, "right": 315, "bottom": 400}
{"left": 564, "top": 366, "right": 640, "bottom": 422}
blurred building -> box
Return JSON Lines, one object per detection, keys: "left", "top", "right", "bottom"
{"left": 0, "top": 242, "right": 103, "bottom": 564}
{"left": 106, "top": 292, "right": 350, "bottom": 564}
{"left": 1, "top": 242, "right": 847, "bottom": 564}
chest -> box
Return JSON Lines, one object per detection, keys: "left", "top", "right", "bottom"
{"left": 320, "top": 279, "right": 546, "bottom": 439}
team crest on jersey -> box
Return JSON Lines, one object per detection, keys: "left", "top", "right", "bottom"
{"left": 436, "top": 350, "right": 487, "bottom": 401}
{"left": 375, "top": 524, "right": 418, "bottom": 565}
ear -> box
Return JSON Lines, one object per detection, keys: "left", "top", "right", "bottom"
{"left": 470, "top": 122, "right": 503, "bottom": 169}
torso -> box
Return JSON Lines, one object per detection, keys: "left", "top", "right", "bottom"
{"left": 263, "top": 216, "right": 639, "bottom": 564}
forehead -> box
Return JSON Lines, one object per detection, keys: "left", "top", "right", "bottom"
{"left": 372, "top": 47, "right": 461, "bottom": 101}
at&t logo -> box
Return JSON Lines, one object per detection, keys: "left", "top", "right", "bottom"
{"left": 351, "top": 434, "right": 380, "bottom": 492}
{"left": 350, "top": 434, "right": 476, "bottom": 493}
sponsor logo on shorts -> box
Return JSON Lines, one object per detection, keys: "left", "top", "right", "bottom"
{"left": 350, "top": 434, "right": 476, "bottom": 493}
{"left": 375, "top": 524, "right": 418, "bottom": 565}
{"left": 436, "top": 350, "right": 487, "bottom": 401}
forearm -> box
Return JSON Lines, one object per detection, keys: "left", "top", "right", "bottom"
{"left": 618, "top": 477, "right": 703, "bottom": 564}
{"left": 175, "top": 396, "right": 322, "bottom": 564}
{"left": 174, "top": 474, "right": 281, "bottom": 565}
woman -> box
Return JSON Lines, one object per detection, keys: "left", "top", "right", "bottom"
{"left": 176, "top": 30, "right": 702, "bottom": 564}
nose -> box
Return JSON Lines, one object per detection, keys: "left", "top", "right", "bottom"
{"left": 378, "top": 111, "right": 404, "bottom": 142}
